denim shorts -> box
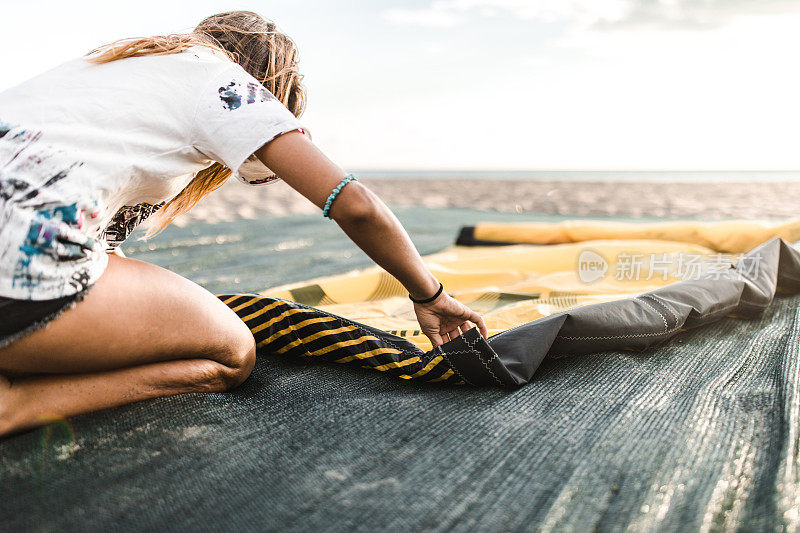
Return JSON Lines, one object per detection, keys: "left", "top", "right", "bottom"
{"left": 0, "top": 289, "right": 90, "bottom": 349}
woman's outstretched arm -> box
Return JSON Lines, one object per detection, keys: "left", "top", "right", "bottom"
{"left": 255, "top": 131, "right": 487, "bottom": 347}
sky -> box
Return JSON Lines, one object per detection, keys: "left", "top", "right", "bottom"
{"left": 1, "top": 0, "right": 799, "bottom": 171}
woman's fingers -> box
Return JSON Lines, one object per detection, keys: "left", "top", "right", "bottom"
{"left": 456, "top": 307, "right": 488, "bottom": 339}
{"left": 419, "top": 300, "right": 488, "bottom": 349}
{"left": 427, "top": 331, "right": 444, "bottom": 348}
{"left": 469, "top": 312, "right": 489, "bottom": 339}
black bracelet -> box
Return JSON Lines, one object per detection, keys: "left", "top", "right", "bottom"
{"left": 409, "top": 282, "right": 444, "bottom": 304}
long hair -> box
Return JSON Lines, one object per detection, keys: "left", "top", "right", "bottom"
{"left": 86, "top": 11, "right": 307, "bottom": 237}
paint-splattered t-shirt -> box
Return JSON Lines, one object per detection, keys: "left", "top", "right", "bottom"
{"left": 0, "top": 46, "right": 304, "bottom": 300}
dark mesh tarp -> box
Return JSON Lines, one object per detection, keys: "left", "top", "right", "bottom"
{"left": 3, "top": 295, "right": 799, "bottom": 531}
{"left": 3, "top": 211, "right": 800, "bottom": 531}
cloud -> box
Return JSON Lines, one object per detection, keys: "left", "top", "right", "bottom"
{"left": 382, "top": 0, "right": 800, "bottom": 30}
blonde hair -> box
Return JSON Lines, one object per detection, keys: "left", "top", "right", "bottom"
{"left": 86, "top": 11, "right": 307, "bottom": 237}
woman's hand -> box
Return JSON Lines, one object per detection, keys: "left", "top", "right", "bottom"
{"left": 413, "top": 293, "right": 488, "bottom": 348}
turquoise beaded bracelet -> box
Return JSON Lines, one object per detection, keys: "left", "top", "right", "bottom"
{"left": 322, "top": 174, "right": 358, "bottom": 218}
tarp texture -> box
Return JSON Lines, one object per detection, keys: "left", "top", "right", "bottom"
{"left": 5, "top": 214, "right": 800, "bottom": 532}
{"left": 224, "top": 218, "right": 800, "bottom": 387}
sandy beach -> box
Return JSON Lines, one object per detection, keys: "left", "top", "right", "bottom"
{"left": 174, "top": 179, "right": 798, "bottom": 227}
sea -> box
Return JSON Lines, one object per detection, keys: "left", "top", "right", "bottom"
{"left": 354, "top": 170, "right": 800, "bottom": 182}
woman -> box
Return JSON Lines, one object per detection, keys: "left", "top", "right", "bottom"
{"left": 0, "top": 11, "right": 487, "bottom": 436}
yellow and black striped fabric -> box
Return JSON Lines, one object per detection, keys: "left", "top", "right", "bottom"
{"left": 217, "top": 293, "right": 464, "bottom": 384}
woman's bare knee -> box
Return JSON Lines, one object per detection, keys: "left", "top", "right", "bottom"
{"left": 203, "top": 318, "right": 256, "bottom": 388}
{"left": 184, "top": 344, "right": 255, "bottom": 392}
{"left": 166, "top": 359, "right": 245, "bottom": 393}
{"left": 216, "top": 340, "right": 256, "bottom": 389}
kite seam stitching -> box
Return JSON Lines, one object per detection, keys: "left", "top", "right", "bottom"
{"left": 477, "top": 353, "right": 503, "bottom": 386}
{"left": 442, "top": 349, "right": 494, "bottom": 384}
{"left": 438, "top": 347, "right": 471, "bottom": 385}
{"left": 639, "top": 296, "right": 669, "bottom": 331}
{"left": 464, "top": 334, "right": 503, "bottom": 386}
{"left": 556, "top": 294, "right": 683, "bottom": 341}
{"left": 556, "top": 325, "right": 681, "bottom": 341}
{"left": 644, "top": 294, "right": 679, "bottom": 327}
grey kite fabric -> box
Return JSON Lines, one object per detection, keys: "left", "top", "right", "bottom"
{"left": 461, "top": 237, "right": 800, "bottom": 386}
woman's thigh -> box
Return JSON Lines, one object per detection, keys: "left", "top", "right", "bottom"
{"left": 0, "top": 255, "right": 254, "bottom": 375}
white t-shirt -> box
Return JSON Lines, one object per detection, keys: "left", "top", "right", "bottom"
{"left": 0, "top": 46, "right": 304, "bottom": 300}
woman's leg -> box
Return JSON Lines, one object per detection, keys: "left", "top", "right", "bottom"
{"left": 0, "top": 255, "right": 256, "bottom": 436}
